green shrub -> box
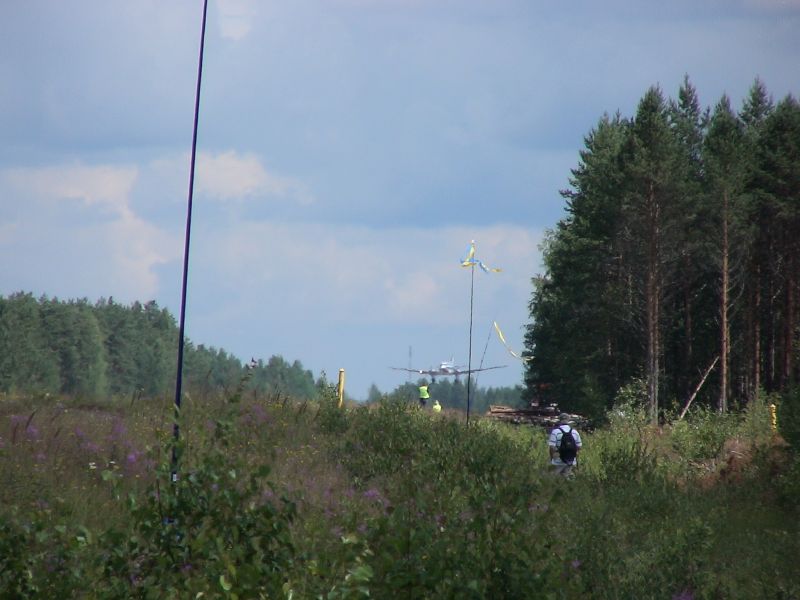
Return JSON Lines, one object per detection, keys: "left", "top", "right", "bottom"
{"left": 778, "top": 385, "right": 800, "bottom": 453}
{"left": 670, "top": 406, "right": 738, "bottom": 463}
{"left": 82, "top": 383, "right": 298, "bottom": 598}
{"left": 0, "top": 506, "right": 87, "bottom": 598}
{"left": 316, "top": 387, "right": 350, "bottom": 435}
{"left": 776, "top": 452, "right": 800, "bottom": 511}
{"left": 739, "top": 391, "right": 777, "bottom": 443}
{"left": 2, "top": 387, "right": 800, "bottom": 597}
{"left": 609, "top": 377, "right": 650, "bottom": 430}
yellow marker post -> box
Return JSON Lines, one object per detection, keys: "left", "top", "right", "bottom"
{"left": 337, "top": 368, "right": 345, "bottom": 409}
{"left": 770, "top": 403, "right": 777, "bottom": 432}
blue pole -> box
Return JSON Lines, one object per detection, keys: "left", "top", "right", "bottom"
{"left": 172, "top": 0, "right": 209, "bottom": 482}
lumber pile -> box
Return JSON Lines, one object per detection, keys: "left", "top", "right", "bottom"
{"left": 486, "top": 404, "right": 588, "bottom": 429}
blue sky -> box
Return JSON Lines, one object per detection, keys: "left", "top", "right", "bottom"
{"left": 1, "top": 0, "right": 798, "bottom": 399}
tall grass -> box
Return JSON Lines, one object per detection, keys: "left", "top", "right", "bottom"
{"left": 1, "top": 388, "right": 798, "bottom": 598}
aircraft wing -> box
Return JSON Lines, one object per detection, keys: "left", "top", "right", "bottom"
{"left": 459, "top": 365, "right": 507, "bottom": 374}
{"left": 390, "top": 367, "right": 431, "bottom": 375}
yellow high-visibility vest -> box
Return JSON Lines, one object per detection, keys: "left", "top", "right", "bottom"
{"left": 419, "top": 385, "right": 430, "bottom": 399}
{"left": 433, "top": 400, "right": 442, "bottom": 412}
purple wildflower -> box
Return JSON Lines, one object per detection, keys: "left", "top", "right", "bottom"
{"left": 127, "top": 451, "right": 139, "bottom": 465}
{"left": 249, "top": 404, "right": 268, "bottom": 424}
{"left": 362, "top": 488, "right": 385, "bottom": 503}
{"left": 110, "top": 418, "right": 127, "bottom": 439}
{"left": 26, "top": 425, "right": 40, "bottom": 441}
{"left": 83, "top": 441, "right": 101, "bottom": 453}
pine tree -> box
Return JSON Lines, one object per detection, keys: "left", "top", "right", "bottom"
{"left": 620, "top": 87, "right": 683, "bottom": 423}
{"left": 524, "top": 114, "right": 633, "bottom": 417}
{"left": 741, "top": 78, "right": 775, "bottom": 396}
{"left": 704, "top": 95, "right": 750, "bottom": 412}
{"left": 757, "top": 96, "right": 800, "bottom": 388}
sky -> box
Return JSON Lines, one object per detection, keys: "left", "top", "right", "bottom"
{"left": 1, "top": 0, "right": 798, "bottom": 400}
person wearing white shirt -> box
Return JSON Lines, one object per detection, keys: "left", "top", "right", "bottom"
{"left": 548, "top": 413, "right": 583, "bottom": 476}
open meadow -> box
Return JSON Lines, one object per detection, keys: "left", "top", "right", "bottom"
{"left": 1, "top": 385, "right": 799, "bottom": 599}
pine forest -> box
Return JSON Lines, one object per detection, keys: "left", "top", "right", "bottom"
{"left": 524, "top": 78, "right": 800, "bottom": 423}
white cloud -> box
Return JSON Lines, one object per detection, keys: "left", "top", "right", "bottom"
{"left": 4, "top": 164, "right": 138, "bottom": 218}
{"left": 0, "top": 162, "right": 179, "bottom": 301}
{"left": 216, "top": 0, "right": 258, "bottom": 41}
{"left": 196, "top": 151, "right": 314, "bottom": 204}
{"left": 192, "top": 220, "right": 542, "bottom": 326}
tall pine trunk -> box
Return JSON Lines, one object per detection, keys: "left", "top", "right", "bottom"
{"left": 683, "top": 253, "right": 694, "bottom": 399}
{"left": 647, "top": 184, "right": 661, "bottom": 424}
{"left": 720, "top": 191, "right": 730, "bottom": 413}
{"left": 785, "top": 250, "right": 796, "bottom": 387}
{"left": 753, "top": 262, "right": 761, "bottom": 400}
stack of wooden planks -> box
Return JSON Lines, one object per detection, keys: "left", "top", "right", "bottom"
{"left": 486, "top": 404, "right": 589, "bottom": 429}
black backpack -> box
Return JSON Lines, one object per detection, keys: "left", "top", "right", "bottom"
{"left": 558, "top": 426, "right": 578, "bottom": 462}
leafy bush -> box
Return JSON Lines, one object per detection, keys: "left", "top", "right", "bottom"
{"left": 670, "top": 406, "right": 739, "bottom": 463}
{"left": 0, "top": 508, "right": 79, "bottom": 598}
{"left": 315, "top": 385, "right": 351, "bottom": 435}
{"left": 609, "top": 377, "right": 650, "bottom": 430}
{"left": 778, "top": 385, "right": 800, "bottom": 452}
{"left": 740, "top": 391, "right": 778, "bottom": 443}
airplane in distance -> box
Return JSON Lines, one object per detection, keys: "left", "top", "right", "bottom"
{"left": 391, "top": 359, "right": 506, "bottom": 381}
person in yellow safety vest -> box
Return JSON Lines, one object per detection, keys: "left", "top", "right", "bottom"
{"left": 418, "top": 383, "right": 430, "bottom": 407}
{"left": 432, "top": 399, "right": 442, "bottom": 413}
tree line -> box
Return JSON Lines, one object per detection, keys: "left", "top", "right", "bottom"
{"left": 0, "top": 292, "right": 318, "bottom": 401}
{"left": 524, "top": 77, "right": 800, "bottom": 421}
{"left": 371, "top": 379, "right": 526, "bottom": 414}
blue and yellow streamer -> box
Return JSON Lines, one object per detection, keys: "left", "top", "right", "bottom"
{"left": 493, "top": 321, "right": 532, "bottom": 361}
{"left": 460, "top": 240, "right": 501, "bottom": 273}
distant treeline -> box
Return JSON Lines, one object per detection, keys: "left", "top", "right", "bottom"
{"left": 371, "top": 380, "right": 526, "bottom": 414}
{"left": 525, "top": 78, "right": 800, "bottom": 420}
{"left": 0, "top": 292, "right": 318, "bottom": 401}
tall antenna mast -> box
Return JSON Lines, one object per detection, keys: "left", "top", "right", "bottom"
{"left": 172, "top": 0, "right": 209, "bottom": 482}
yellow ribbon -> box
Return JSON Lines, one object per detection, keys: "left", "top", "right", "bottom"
{"left": 493, "top": 321, "right": 532, "bottom": 361}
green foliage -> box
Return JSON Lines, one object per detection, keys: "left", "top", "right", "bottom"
{"left": 776, "top": 453, "right": 800, "bottom": 511}
{"left": 0, "top": 292, "right": 60, "bottom": 394}
{"left": 609, "top": 377, "right": 650, "bottom": 428}
{"left": 0, "top": 507, "right": 79, "bottom": 598}
{"left": 777, "top": 385, "right": 800, "bottom": 452}
{"left": 327, "top": 401, "right": 559, "bottom": 598}
{"left": 0, "top": 293, "right": 319, "bottom": 403}
{"left": 670, "top": 407, "right": 739, "bottom": 463}
{"left": 88, "top": 382, "right": 297, "bottom": 598}
{"left": 316, "top": 384, "right": 350, "bottom": 435}
{"left": 2, "top": 391, "right": 799, "bottom": 597}
{"left": 740, "top": 390, "right": 778, "bottom": 443}
{"left": 525, "top": 78, "right": 800, "bottom": 423}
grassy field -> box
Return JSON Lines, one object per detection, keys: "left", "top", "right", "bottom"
{"left": 1, "top": 385, "right": 799, "bottom": 599}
